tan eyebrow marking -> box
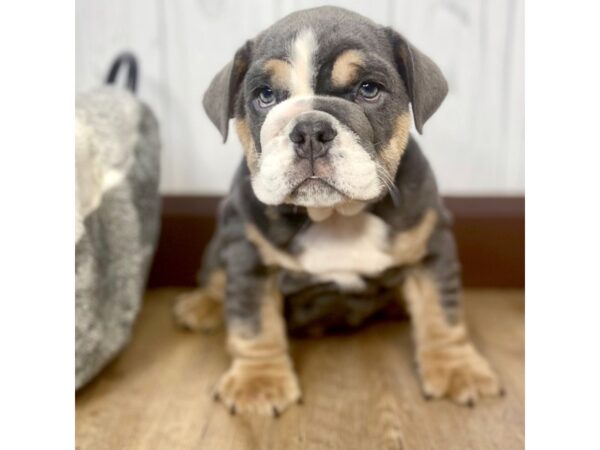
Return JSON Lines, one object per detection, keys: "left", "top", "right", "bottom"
{"left": 331, "top": 49, "right": 365, "bottom": 87}
{"left": 263, "top": 59, "right": 292, "bottom": 90}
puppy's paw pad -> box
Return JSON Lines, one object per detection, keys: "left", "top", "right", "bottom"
{"left": 418, "top": 343, "right": 502, "bottom": 406}
{"left": 214, "top": 357, "right": 301, "bottom": 416}
{"left": 173, "top": 290, "right": 223, "bottom": 332}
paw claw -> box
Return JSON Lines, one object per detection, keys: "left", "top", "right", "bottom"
{"left": 417, "top": 342, "right": 501, "bottom": 407}
{"left": 214, "top": 357, "right": 301, "bottom": 416}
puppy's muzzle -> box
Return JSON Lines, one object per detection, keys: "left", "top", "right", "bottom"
{"left": 289, "top": 119, "right": 337, "bottom": 163}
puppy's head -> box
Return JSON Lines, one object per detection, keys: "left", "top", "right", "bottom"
{"left": 203, "top": 6, "right": 447, "bottom": 213}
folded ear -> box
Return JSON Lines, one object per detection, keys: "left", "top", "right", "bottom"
{"left": 384, "top": 29, "right": 448, "bottom": 134}
{"left": 203, "top": 40, "right": 252, "bottom": 142}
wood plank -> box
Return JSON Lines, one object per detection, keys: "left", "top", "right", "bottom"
{"left": 391, "top": 0, "right": 525, "bottom": 195}
{"left": 76, "top": 0, "right": 524, "bottom": 195}
{"left": 75, "top": 0, "right": 171, "bottom": 193}
{"left": 159, "top": 0, "right": 280, "bottom": 194}
{"left": 76, "top": 288, "right": 524, "bottom": 450}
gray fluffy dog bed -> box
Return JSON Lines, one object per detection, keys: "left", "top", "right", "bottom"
{"left": 75, "top": 54, "right": 161, "bottom": 389}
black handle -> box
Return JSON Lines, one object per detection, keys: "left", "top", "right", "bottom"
{"left": 105, "top": 52, "right": 138, "bottom": 94}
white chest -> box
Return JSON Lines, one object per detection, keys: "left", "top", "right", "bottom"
{"left": 292, "top": 213, "right": 394, "bottom": 290}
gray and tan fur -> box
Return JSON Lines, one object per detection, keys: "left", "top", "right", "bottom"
{"left": 175, "top": 6, "right": 502, "bottom": 416}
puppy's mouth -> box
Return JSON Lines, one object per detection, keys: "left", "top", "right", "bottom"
{"left": 297, "top": 175, "right": 339, "bottom": 191}
{"left": 287, "top": 176, "right": 346, "bottom": 207}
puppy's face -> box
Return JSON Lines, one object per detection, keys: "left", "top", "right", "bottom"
{"left": 204, "top": 7, "right": 447, "bottom": 211}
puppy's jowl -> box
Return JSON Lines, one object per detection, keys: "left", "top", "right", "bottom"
{"left": 175, "top": 6, "right": 502, "bottom": 416}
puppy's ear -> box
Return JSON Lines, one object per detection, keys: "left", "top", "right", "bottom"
{"left": 385, "top": 29, "right": 448, "bottom": 134}
{"left": 203, "top": 40, "right": 252, "bottom": 142}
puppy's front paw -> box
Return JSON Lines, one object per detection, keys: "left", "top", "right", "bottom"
{"left": 214, "top": 356, "right": 301, "bottom": 416}
{"left": 417, "top": 341, "right": 502, "bottom": 406}
{"left": 173, "top": 290, "right": 223, "bottom": 332}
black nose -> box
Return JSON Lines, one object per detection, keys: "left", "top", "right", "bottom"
{"left": 289, "top": 120, "right": 337, "bottom": 161}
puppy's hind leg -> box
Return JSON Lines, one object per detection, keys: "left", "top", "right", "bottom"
{"left": 173, "top": 269, "right": 225, "bottom": 333}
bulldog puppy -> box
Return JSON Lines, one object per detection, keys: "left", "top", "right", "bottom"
{"left": 174, "top": 6, "right": 502, "bottom": 416}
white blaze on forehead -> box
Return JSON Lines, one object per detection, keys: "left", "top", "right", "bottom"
{"left": 289, "top": 28, "right": 317, "bottom": 96}
{"left": 258, "top": 28, "right": 317, "bottom": 151}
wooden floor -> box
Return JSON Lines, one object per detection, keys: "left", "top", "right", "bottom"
{"left": 76, "top": 289, "right": 524, "bottom": 450}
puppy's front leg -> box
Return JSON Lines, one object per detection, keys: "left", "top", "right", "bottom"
{"left": 215, "top": 239, "right": 300, "bottom": 416}
{"left": 403, "top": 230, "right": 503, "bottom": 406}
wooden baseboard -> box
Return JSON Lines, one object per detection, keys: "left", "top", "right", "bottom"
{"left": 147, "top": 196, "right": 524, "bottom": 288}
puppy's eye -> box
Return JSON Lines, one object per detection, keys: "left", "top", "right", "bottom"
{"left": 258, "top": 86, "right": 276, "bottom": 107}
{"left": 358, "top": 82, "right": 381, "bottom": 100}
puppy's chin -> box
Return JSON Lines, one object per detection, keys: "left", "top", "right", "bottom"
{"left": 252, "top": 174, "right": 385, "bottom": 221}
{"left": 251, "top": 175, "right": 346, "bottom": 208}
{"left": 285, "top": 178, "right": 346, "bottom": 207}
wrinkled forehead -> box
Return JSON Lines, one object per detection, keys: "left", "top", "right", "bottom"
{"left": 246, "top": 11, "right": 394, "bottom": 93}
{"left": 254, "top": 10, "right": 388, "bottom": 57}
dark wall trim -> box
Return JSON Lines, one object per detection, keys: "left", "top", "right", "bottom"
{"left": 147, "top": 196, "right": 524, "bottom": 288}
